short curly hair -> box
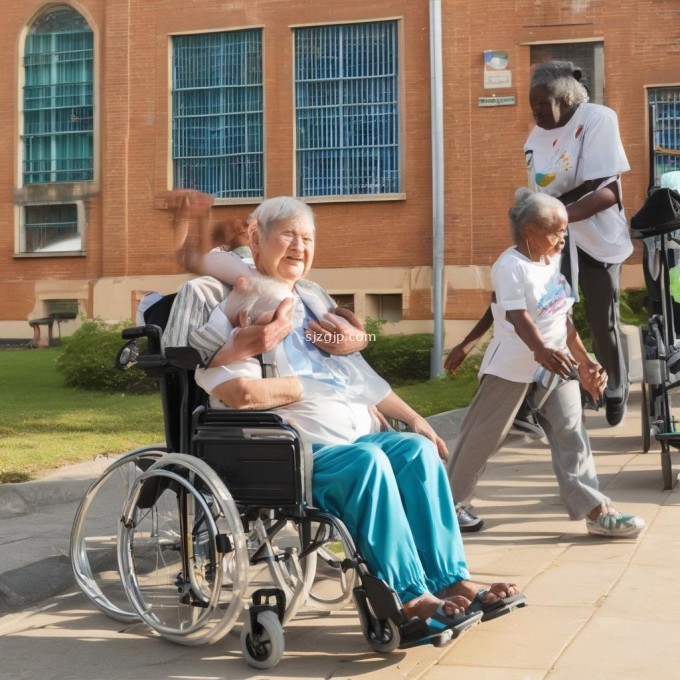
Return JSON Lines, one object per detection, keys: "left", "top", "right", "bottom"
{"left": 508, "top": 188, "right": 567, "bottom": 244}
{"left": 530, "top": 60, "right": 589, "bottom": 107}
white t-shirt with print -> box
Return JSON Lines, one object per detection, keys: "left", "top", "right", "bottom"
{"left": 524, "top": 102, "right": 632, "bottom": 264}
{"left": 480, "top": 248, "right": 575, "bottom": 383}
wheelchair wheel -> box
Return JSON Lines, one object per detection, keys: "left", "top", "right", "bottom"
{"left": 368, "top": 617, "right": 400, "bottom": 654}
{"left": 70, "top": 446, "right": 166, "bottom": 622}
{"left": 118, "top": 454, "right": 249, "bottom": 645}
{"left": 354, "top": 599, "right": 400, "bottom": 654}
{"left": 240, "top": 609, "right": 285, "bottom": 670}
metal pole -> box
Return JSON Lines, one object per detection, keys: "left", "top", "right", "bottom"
{"left": 429, "top": 0, "right": 445, "bottom": 379}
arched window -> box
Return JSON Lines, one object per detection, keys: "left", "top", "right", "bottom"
{"left": 23, "top": 5, "right": 93, "bottom": 184}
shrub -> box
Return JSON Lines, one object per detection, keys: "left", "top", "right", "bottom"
{"left": 55, "top": 318, "right": 157, "bottom": 393}
{"left": 362, "top": 319, "right": 432, "bottom": 385}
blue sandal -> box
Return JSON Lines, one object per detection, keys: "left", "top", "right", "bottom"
{"left": 427, "top": 603, "right": 483, "bottom": 635}
{"left": 468, "top": 589, "right": 527, "bottom": 622}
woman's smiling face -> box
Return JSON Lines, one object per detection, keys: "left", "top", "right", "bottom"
{"left": 251, "top": 214, "right": 315, "bottom": 288}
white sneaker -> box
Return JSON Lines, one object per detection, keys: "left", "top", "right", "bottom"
{"left": 586, "top": 510, "right": 645, "bottom": 538}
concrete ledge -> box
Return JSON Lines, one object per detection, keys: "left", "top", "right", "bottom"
{"left": 0, "top": 478, "right": 94, "bottom": 520}
{"left": 0, "top": 555, "right": 73, "bottom": 614}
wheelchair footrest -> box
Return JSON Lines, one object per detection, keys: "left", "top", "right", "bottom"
{"left": 398, "top": 618, "right": 454, "bottom": 649}
{"left": 398, "top": 610, "right": 483, "bottom": 649}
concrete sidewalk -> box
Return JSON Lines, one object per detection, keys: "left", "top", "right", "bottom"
{"left": 1, "top": 384, "right": 679, "bottom": 679}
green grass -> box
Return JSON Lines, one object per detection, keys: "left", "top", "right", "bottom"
{"left": 0, "top": 345, "right": 481, "bottom": 482}
{"left": 3, "top": 289, "right": 648, "bottom": 484}
{"left": 0, "top": 348, "right": 163, "bottom": 482}
{"left": 394, "top": 355, "right": 481, "bottom": 417}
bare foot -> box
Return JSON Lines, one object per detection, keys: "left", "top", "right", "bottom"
{"left": 437, "top": 580, "right": 518, "bottom": 607}
{"left": 402, "top": 592, "right": 466, "bottom": 621}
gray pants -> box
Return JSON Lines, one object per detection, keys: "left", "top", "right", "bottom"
{"left": 447, "top": 374, "right": 610, "bottom": 520}
{"left": 563, "top": 248, "right": 628, "bottom": 398}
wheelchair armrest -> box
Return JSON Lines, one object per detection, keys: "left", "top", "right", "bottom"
{"left": 164, "top": 346, "right": 203, "bottom": 370}
{"left": 122, "top": 324, "right": 163, "bottom": 354}
{"left": 201, "top": 406, "right": 288, "bottom": 427}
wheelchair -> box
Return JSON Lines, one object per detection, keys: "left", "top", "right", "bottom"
{"left": 70, "top": 295, "right": 482, "bottom": 669}
{"left": 632, "top": 187, "right": 680, "bottom": 489}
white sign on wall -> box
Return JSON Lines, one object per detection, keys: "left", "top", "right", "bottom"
{"left": 484, "top": 50, "right": 511, "bottom": 89}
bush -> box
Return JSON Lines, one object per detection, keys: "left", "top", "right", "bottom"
{"left": 55, "top": 318, "right": 158, "bottom": 393}
{"left": 362, "top": 318, "right": 432, "bottom": 385}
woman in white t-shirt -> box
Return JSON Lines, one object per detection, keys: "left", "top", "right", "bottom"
{"left": 525, "top": 61, "right": 631, "bottom": 427}
{"left": 446, "top": 61, "right": 631, "bottom": 430}
{"left": 446, "top": 189, "right": 645, "bottom": 538}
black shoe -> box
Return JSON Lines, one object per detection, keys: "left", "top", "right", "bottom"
{"left": 605, "top": 396, "right": 627, "bottom": 426}
{"left": 456, "top": 505, "right": 484, "bottom": 533}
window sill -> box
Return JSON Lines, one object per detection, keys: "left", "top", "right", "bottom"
{"left": 14, "top": 251, "right": 86, "bottom": 259}
{"left": 301, "top": 193, "right": 406, "bottom": 204}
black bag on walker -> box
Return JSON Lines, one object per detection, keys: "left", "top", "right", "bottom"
{"left": 631, "top": 188, "right": 680, "bottom": 237}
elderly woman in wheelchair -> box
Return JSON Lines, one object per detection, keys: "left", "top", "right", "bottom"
{"left": 71, "top": 194, "right": 524, "bottom": 670}
{"left": 190, "top": 197, "right": 524, "bottom": 613}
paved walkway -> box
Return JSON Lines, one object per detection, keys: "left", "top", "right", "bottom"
{"left": 1, "top": 384, "right": 679, "bottom": 679}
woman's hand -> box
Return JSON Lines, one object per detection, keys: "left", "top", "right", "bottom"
{"left": 533, "top": 346, "right": 578, "bottom": 379}
{"left": 306, "top": 307, "right": 368, "bottom": 354}
{"left": 209, "top": 298, "right": 294, "bottom": 367}
{"left": 445, "top": 306, "right": 493, "bottom": 377}
{"left": 444, "top": 342, "right": 469, "bottom": 377}
{"left": 375, "top": 391, "right": 449, "bottom": 461}
{"left": 409, "top": 414, "right": 449, "bottom": 461}
{"left": 578, "top": 360, "right": 607, "bottom": 402}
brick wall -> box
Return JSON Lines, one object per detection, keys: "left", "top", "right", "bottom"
{"left": 0, "top": 0, "right": 677, "bottom": 325}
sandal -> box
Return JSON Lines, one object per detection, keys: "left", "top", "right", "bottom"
{"left": 427, "top": 603, "right": 483, "bottom": 635}
{"left": 468, "top": 589, "right": 527, "bottom": 622}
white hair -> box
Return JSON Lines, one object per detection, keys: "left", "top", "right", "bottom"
{"left": 508, "top": 189, "right": 567, "bottom": 243}
{"left": 248, "top": 196, "right": 315, "bottom": 237}
{"left": 530, "top": 61, "right": 589, "bottom": 107}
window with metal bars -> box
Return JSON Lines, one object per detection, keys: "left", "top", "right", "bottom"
{"left": 530, "top": 42, "right": 605, "bottom": 104}
{"left": 23, "top": 203, "right": 80, "bottom": 253}
{"left": 648, "top": 87, "right": 680, "bottom": 186}
{"left": 172, "top": 30, "right": 263, "bottom": 199}
{"left": 22, "top": 7, "right": 93, "bottom": 184}
{"left": 295, "top": 21, "right": 400, "bottom": 198}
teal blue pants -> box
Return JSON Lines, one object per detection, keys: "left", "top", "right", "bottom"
{"left": 312, "top": 431, "right": 470, "bottom": 604}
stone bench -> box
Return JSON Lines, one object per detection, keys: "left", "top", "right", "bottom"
{"left": 28, "top": 312, "right": 77, "bottom": 348}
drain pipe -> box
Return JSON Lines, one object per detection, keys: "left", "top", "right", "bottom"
{"left": 429, "top": 0, "right": 445, "bottom": 378}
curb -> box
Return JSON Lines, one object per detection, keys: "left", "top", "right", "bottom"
{"left": 0, "top": 556, "right": 74, "bottom": 614}
{"left": 0, "top": 478, "right": 94, "bottom": 520}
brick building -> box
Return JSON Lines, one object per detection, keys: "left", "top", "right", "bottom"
{"left": 0, "top": 1, "right": 678, "bottom": 345}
